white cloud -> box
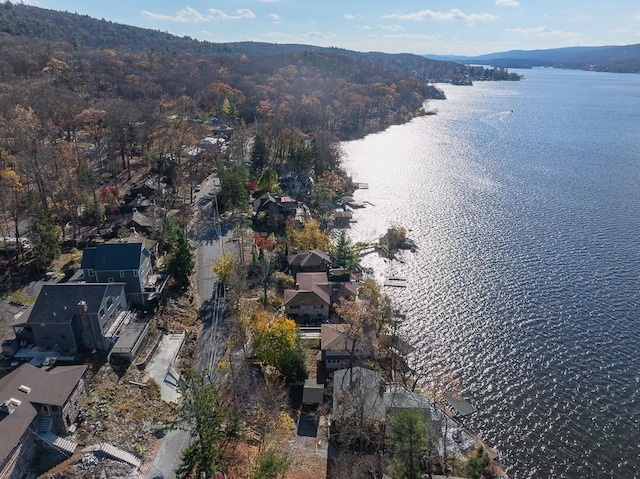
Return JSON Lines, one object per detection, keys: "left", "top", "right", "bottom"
{"left": 344, "top": 14, "right": 364, "bottom": 20}
{"left": 380, "top": 24, "right": 404, "bottom": 32}
{"left": 141, "top": 6, "right": 208, "bottom": 23}
{"left": 381, "top": 32, "right": 441, "bottom": 41}
{"left": 302, "top": 31, "right": 337, "bottom": 41}
{"left": 208, "top": 8, "right": 256, "bottom": 20}
{"left": 383, "top": 9, "right": 496, "bottom": 22}
{"left": 506, "top": 26, "right": 579, "bottom": 38}
{"left": 496, "top": 0, "right": 519, "bottom": 6}
{"left": 262, "top": 31, "right": 294, "bottom": 39}
{"left": 269, "top": 13, "right": 280, "bottom": 22}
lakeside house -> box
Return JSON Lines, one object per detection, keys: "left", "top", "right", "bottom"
{"left": 320, "top": 323, "right": 376, "bottom": 371}
{"left": 286, "top": 249, "right": 332, "bottom": 275}
{"left": 283, "top": 273, "right": 357, "bottom": 325}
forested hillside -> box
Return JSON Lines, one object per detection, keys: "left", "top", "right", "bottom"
{"left": 0, "top": 3, "right": 521, "bottom": 139}
{"left": 0, "top": 1, "right": 519, "bottom": 278}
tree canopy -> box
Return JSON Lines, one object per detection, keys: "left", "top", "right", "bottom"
{"left": 168, "top": 369, "right": 235, "bottom": 479}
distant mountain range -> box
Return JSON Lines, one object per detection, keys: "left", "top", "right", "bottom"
{"left": 425, "top": 44, "right": 640, "bottom": 74}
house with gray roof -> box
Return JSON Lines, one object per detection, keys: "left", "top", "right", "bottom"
{"left": 332, "top": 367, "right": 444, "bottom": 451}
{"left": 14, "top": 283, "right": 128, "bottom": 355}
{"left": 80, "top": 241, "right": 165, "bottom": 305}
{"left": 0, "top": 363, "right": 88, "bottom": 479}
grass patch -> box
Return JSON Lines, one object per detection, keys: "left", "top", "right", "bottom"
{"left": 8, "top": 289, "right": 36, "bottom": 307}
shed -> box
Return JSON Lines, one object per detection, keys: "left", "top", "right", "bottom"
{"left": 302, "top": 379, "right": 325, "bottom": 405}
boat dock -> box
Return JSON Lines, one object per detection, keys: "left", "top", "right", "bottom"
{"left": 384, "top": 276, "right": 407, "bottom": 288}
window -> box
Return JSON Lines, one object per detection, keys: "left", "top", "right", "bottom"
{"left": 133, "top": 271, "right": 139, "bottom": 277}
{"left": 106, "top": 297, "right": 113, "bottom": 310}
{"left": 88, "top": 269, "right": 94, "bottom": 277}
{"left": 119, "top": 270, "right": 125, "bottom": 278}
{"left": 108, "top": 277, "right": 114, "bottom": 283}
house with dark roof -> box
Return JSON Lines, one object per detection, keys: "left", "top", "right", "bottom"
{"left": 0, "top": 363, "right": 88, "bottom": 478}
{"left": 130, "top": 177, "right": 166, "bottom": 199}
{"left": 252, "top": 193, "right": 310, "bottom": 233}
{"left": 80, "top": 241, "right": 164, "bottom": 305}
{"left": 118, "top": 194, "right": 152, "bottom": 214}
{"left": 13, "top": 283, "right": 128, "bottom": 355}
{"left": 122, "top": 210, "right": 158, "bottom": 235}
{"left": 283, "top": 273, "right": 357, "bottom": 325}
{"left": 286, "top": 250, "right": 332, "bottom": 275}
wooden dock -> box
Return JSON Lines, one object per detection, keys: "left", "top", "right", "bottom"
{"left": 384, "top": 276, "right": 407, "bottom": 288}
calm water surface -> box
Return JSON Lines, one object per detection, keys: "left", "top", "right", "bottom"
{"left": 342, "top": 68, "right": 640, "bottom": 479}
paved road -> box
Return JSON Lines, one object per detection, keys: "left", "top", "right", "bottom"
{"left": 143, "top": 176, "right": 237, "bottom": 479}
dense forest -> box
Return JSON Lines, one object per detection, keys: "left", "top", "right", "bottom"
{"left": 0, "top": 1, "right": 519, "bottom": 279}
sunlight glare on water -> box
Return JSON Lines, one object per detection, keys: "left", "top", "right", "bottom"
{"left": 342, "top": 68, "right": 640, "bottom": 479}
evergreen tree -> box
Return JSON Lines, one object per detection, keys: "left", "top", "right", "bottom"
{"left": 165, "top": 218, "right": 194, "bottom": 289}
{"left": 332, "top": 229, "right": 360, "bottom": 274}
{"left": 167, "top": 370, "right": 233, "bottom": 479}
{"left": 217, "top": 160, "right": 249, "bottom": 212}
{"left": 387, "top": 409, "right": 429, "bottom": 479}
{"left": 29, "top": 202, "right": 60, "bottom": 272}
{"left": 251, "top": 447, "right": 290, "bottom": 479}
{"left": 251, "top": 134, "right": 269, "bottom": 171}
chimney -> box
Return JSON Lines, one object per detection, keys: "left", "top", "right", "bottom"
{"left": 1, "top": 398, "right": 22, "bottom": 415}
{"left": 78, "top": 301, "right": 88, "bottom": 314}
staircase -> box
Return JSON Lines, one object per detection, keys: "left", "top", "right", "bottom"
{"left": 39, "top": 432, "right": 78, "bottom": 455}
{"left": 84, "top": 443, "right": 142, "bottom": 468}
{"left": 37, "top": 416, "right": 53, "bottom": 434}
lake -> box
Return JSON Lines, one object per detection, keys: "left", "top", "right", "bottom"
{"left": 342, "top": 68, "right": 640, "bottom": 479}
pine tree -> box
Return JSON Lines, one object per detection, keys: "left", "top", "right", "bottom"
{"left": 332, "top": 229, "right": 359, "bottom": 274}
{"left": 165, "top": 218, "right": 194, "bottom": 289}
{"left": 388, "top": 409, "right": 429, "bottom": 479}
{"left": 29, "top": 203, "right": 60, "bottom": 272}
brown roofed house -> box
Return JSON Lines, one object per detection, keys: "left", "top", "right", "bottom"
{"left": 321, "top": 323, "right": 376, "bottom": 371}
{"left": 0, "top": 363, "right": 88, "bottom": 478}
{"left": 286, "top": 249, "right": 332, "bottom": 275}
{"left": 283, "top": 272, "right": 357, "bottom": 325}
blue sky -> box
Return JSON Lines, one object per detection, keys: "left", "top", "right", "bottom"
{"left": 23, "top": 1, "right": 640, "bottom": 55}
